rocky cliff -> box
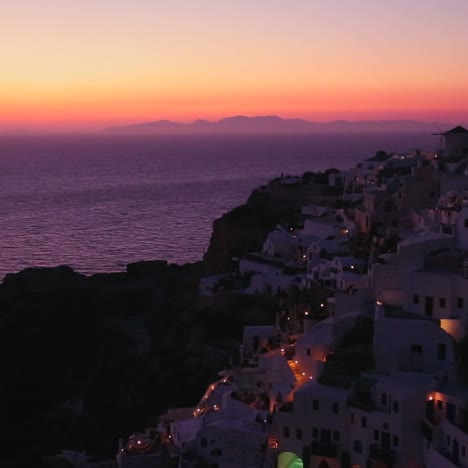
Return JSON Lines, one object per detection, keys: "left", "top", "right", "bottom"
{"left": 204, "top": 173, "right": 342, "bottom": 273}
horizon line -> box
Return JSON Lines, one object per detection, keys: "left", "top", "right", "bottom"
{"left": 1, "top": 115, "right": 466, "bottom": 136}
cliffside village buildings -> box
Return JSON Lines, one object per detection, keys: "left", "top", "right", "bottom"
{"left": 110, "top": 126, "right": 468, "bottom": 468}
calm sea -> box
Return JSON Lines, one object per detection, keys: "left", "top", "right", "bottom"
{"left": 0, "top": 133, "right": 437, "bottom": 277}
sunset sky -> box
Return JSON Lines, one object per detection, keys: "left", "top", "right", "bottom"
{"left": 2, "top": 0, "right": 468, "bottom": 131}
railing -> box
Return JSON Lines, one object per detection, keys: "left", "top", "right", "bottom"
{"left": 421, "top": 419, "right": 433, "bottom": 443}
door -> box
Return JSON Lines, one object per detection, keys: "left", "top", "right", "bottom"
{"left": 425, "top": 296, "right": 433, "bottom": 316}
{"left": 453, "top": 438, "right": 460, "bottom": 464}
{"left": 381, "top": 431, "right": 391, "bottom": 450}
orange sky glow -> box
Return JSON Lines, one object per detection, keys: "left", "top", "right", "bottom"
{"left": 2, "top": 0, "right": 468, "bottom": 131}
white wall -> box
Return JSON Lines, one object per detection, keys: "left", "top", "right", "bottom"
{"left": 373, "top": 316, "right": 455, "bottom": 374}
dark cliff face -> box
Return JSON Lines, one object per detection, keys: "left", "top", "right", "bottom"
{"left": 203, "top": 190, "right": 284, "bottom": 273}
{"left": 0, "top": 260, "right": 277, "bottom": 466}
{"left": 0, "top": 262, "right": 209, "bottom": 466}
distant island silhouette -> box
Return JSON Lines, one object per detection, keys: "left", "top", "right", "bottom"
{"left": 103, "top": 116, "right": 455, "bottom": 135}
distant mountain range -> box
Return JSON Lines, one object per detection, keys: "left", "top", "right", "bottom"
{"left": 103, "top": 116, "right": 455, "bottom": 135}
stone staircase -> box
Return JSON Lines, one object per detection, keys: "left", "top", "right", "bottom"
{"left": 261, "top": 421, "right": 278, "bottom": 468}
{"left": 287, "top": 359, "right": 309, "bottom": 386}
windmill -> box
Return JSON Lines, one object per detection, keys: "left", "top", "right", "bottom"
{"left": 432, "top": 122, "right": 446, "bottom": 156}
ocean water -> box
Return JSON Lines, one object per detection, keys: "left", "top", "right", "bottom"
{"left": 0, "top": 133, "right": 437, "bottom": 277}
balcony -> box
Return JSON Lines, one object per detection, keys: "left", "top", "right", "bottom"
{"left": 310, "top": 441, "right": 337, "bottom": 458}
{"left": 437, "top": 447, "right": 461, "bottom": 467}
{"left": 369, "top": 444, "right": 396, "bottom": 465}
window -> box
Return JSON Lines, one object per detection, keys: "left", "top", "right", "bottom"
{"left": 332, "top": 402, "right": 339, "bottom": 414}
{"left": 458, "top": 297, "right": 464, "bottom": 309}
{"left": 313, "top": 399, "right": 319, "bottom": 410}
{"left": 413, "top": 294, "right": 420, "bottom": 304}
{"left": 361, "top": 416, "right": 367, "bottom": 428}
{"left": 283, "top": 427, "right": 290, "bottom": 438}
{"left": 296, "top": 428, "right": 302, "bottom": 440}
{"left": 393, "top": 401, "right": 399, "bottom": 413}
{"left": 464, "top": 219, "right": 468, "bottom": 228}
{"left": 437, "top": 400, "right": 443, "bottom": 410}
{"left": 312, "top": 427, "right": 318, "bottom": 438}
{"left": 201, "top": 437, "right": 207, "bottom": 448}
{"left": 306, "top": 348, "right": 311, "bottom": 356}
{"left": 350, "top": 413, "right": 355, "bottom": 424}
{"left": 438, "top": 343, "right": 447, "bottom": 360}
{"left": 411, "top": 344, "right": 422, "bottom": 353}
{"left": 462, "top": 445, "right": 466, "bottom": 457}
{"left": 447, "top": 435, "right": 452, "bottom": 445}
{"left": 381, "top": 393, "right": 387, "bottom": 405}
{"left": 393, "top": 435, "right": 399, "bottom": 447}
{"left": 440, "top": 298, "right": 446, "bottom": 308}
{"left": 333, "top": 430, "right": 340, "bottom": 442}
{"left": 374, "top": 429, "right": 379, "bottom": 441}
{"left": 353, "top": 440, "right": 363, "bottom": 453}
{"left": 321, "top": 428, "right": 331, "bottom": 444}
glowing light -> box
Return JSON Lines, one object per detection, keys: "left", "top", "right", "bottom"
{"left": 320, "top": 303, "right": 324, "bottom": 307}
{"left": 137, "top": 440, "right": 141, "bottom": 445}
{"left": 429, "top": 395, "right": 434, "bottom": 401}
{"left": 309, "top": 376, "right": 313, "bottom": 379}
{"left": 376, "top": 300, "right": 383, "bottom": 306}
{"left": 295, "top": 360, "right": 298, "bottom": 364}
{"left": 304, "top": 311, "right": 309, "bottom": 316}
